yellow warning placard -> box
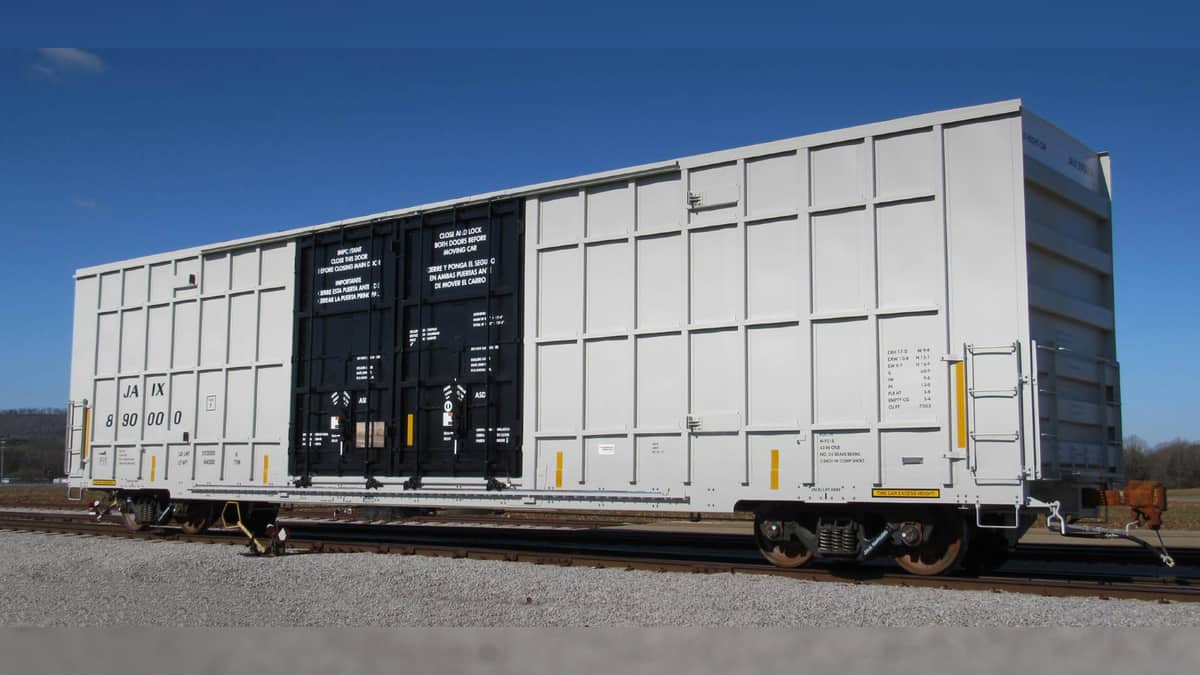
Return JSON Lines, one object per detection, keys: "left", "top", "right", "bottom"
{"left": 872, "top": 488, "right": 940, "bottom": 499}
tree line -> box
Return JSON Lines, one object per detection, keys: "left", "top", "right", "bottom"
{"left": 1123, "top": 437, "right": 1200, "bottom": 489}
{"left": 0, "top": 408, "right": 67, "bottom": 481}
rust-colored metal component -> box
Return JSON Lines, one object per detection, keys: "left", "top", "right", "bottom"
{"left": 894, "top": 512, "right": 968, "bottom": 576}
{"left": 1100, "top": 480, "right": 1168, "bottom": 530}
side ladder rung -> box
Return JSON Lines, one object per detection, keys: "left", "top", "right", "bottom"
{"left": 970, "top": 432, "right": 1020, "bottom": 442}
{"left": 968, "top": 387, "right": 1018, "bottom": 398}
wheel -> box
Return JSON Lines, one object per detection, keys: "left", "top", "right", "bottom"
{"left": 120, "top": 496, "right": 158, "bottom": 532}
{"left": 121, "top": 510, "right": 146, "bottom": 532}
{"left": 753, "top": 512, "right": 815, "bottom": 568}
{"left": 894, "top": 511, "right": 968, "bottom": 576}
{"left": 179, "top": 504, "right": 215, "bottom": 535}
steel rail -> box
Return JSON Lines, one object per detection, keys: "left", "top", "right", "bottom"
{"left": 0, "top": 508, "right": 1196, "bottom": 564}
{"left": 9, "top": 507, "right": 1197, "bottom": 565}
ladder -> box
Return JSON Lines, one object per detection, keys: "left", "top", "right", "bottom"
{"left": 63, "top": 400, "right": 90, "bottom": 501}
{"left": 965, "top": 343, "right": 1026, "bottom": 485}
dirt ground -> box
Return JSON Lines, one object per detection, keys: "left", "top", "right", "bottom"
{"left": 0, "top": 485, "right": 104, "bottom": 509}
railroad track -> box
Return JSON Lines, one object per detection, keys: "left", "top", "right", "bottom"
{"left": 301, "top": 513, "right": 1200, "bottom": 567}
{"left": 0, "top": 509, "right": 1196, "bottom": 604}
{"left": 1010, "top": 542, "right": 1200, "bottom": 567}
{"left": 8, "top": 503, "right": 1191, "bottom": 562}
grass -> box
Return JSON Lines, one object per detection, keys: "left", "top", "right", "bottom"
{"left": 1032, "top": 502, "right": 1200, "bottom": 530}
{"left": 1168, "top": 487, "right": 1200, "bottom": 500}
{"left": 6, "top": 484, "right": 1200, "bottom": 529}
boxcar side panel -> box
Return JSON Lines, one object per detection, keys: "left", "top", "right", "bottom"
{"left": 944, "top": 115, "right": 1033, "bottom": 490}
{"left": 68, "top": 243, "right": 296, "bottom": 493}
{"left": 525, "top": 112, "right": 1030, "bottom": 508}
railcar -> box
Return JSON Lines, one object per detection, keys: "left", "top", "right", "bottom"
{"left": 63, "top": 100, "right": 1168, "bottom": 574}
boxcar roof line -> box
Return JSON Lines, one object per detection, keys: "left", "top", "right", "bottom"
{"left": 74, "top": 99, "right": 1037, "bottom": 278}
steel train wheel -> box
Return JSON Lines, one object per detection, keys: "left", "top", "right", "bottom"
{"left": 120, "top": 511, "right": 146, "bottom": 532}
{"left": 753, "top": 513, "right": 815, "bottom": 568}
{"left": 179, "top": 510, "right": 214, "bottom": 535}
{"left": 894, "top": 511, "right": 968, "bottom": 576}
{"left": 120, "top": 496, "right": 156, "bottom": 532}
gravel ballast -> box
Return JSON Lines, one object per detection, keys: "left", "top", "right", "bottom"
{"left": 1, "top": 531, "right": 1197, "bottom": 627}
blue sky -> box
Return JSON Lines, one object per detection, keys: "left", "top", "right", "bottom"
{"left": 0, "top": 45, "right": 1197, "bottom": 444}
{"left": 2, "top": 2, "right": 1197, "bottom": 48}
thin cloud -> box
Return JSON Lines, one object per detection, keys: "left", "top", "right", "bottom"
{"left": 29, "top": 63, "right": 57, "bottom": 80}
{"left": 74, "top": 199, "right": 98, "bottom": 209}
{"left": 31, "top": 48, "right": 107, "bottom": 79}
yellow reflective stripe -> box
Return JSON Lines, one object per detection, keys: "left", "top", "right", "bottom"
{"left": 262, "top": 455, "right": 270, "bottom": 485}
{"left": 955, "top": 361, "right": 967, "bottom": 449}
{"left": 406, "top": 413, "right": 414, "bottom": 447}
{"left": 82, "top": 408, "right": 92, "bottom": 461}
{"left": 769, "top": 448, "right": 779, "bottom": 490}
{"left": 555, "top": 451, "right": 563, "bottom": 489}
{"left": 92, "top": 479, "right": 116, "bottom": 486}
{"left": 150, "top": 455, "right": 157, "bottom": 482}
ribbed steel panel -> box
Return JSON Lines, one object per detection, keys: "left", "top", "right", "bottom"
{"left": 65, "top": 99, "right": 1119, "bottom": 512}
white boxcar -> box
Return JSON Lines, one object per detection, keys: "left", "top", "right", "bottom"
{"left": 64, "top": 99, "right": 1127, "bottom": 573}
